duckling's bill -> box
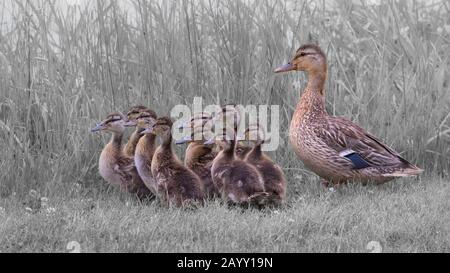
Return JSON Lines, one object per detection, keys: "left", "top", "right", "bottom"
{"left": 123, "top": 120, "right": 137, "bottom": 127}
{"left": 203, "top": 139, "right": 215, "bottom": 145}
{"left": 141, "top": 127, "right": 155, "bottom": 135}
{"left": 91, "top": 123, "right": 105, "bottom": 132}
{"left": 176, "top": 136, "right": 192, "bottom": 145}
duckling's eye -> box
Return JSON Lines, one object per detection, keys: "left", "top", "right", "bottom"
{"left": 299, "top": 52, "right": 311, "bottom": 57}
{"left": 105, "top": 119, "right": 120, "bottom": 125}
{"left": 297, "top": 52, "right": 313, "bottom": 59}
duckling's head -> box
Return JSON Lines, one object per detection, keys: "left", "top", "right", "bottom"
{"left": 176, "top": 112, "right": 214, "bottom": 145}
{"left": 205, "top": 126, "right": 236, "bottom": 151}
{"left": 135, "top": 111, "right": 158, "bottom": 131}
{"left": 176, "top": 122, "right": 214, "bottom": 145}
{"left": 239, "top": 123, "right": 266, "bottom": 145}
{"left": 91, "top": 112, "right": 127, "bottom": 134}
{"left": 143, "top": 116, "right": 173, "bottom": 137}
{"left": 126, "top": 106, "right": 156, "bottom": 127}
{"left": 275, "top": 44, "right": 327, "bottom": 74}
{"left": 178, "top": 112, "right": 212, "bottom": 130}
{"left": 212, "top": 104, "right": 241, "bottom": 131}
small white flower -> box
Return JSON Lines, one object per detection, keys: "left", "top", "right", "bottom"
{"left": 67, "top": 241, "right": 81, "bottom": 253}
{"left": 400, "top": 27, "right": 409, "bottom": 37}
{"left": 0, "top": 207, "right": 5, "bottom": 214}
{"left": 41, "top": 197, "right": 49, "bottom": 208}
{"left": 445, "top": 25, "right": 450, "bottom": 34}
{"left": 438, "top": 25, "right": 450, "bottom": 35}
{"left": 46, "top": 207, "right": 57, "bottom": 214}
{"left": 367, "top": 241, "right": 383, "bottom": 253}
{"left": 29, "top": 190, "right": 39, "bottom": 198}
{"left": 273, "top": 210, "right": 280, "bottom": 215}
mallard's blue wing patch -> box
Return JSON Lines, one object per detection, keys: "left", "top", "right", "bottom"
{"left": 339, "top": 149, "right": 371, "bottom": 170}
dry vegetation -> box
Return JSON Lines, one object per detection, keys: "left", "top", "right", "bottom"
{"left": 0, "top": 0, "right": 449, "bottom": 253}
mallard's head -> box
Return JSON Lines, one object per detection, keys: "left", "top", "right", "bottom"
{"left": 275, "top": 44, "right": 327, "bottom": 74}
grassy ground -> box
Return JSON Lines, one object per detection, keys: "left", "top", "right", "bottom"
{"left": 1, "top": 175, "right": 448, "bottom": 253}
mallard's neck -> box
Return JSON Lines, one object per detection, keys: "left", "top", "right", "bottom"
{"left": 306, "top": 71, "right": 327, "bottom": 94}
{"left": 298, "top": 71, "right": 327, "bottom": 117}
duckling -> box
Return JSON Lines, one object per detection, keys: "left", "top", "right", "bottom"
{"left": 275, "top": 44, "right": 423, "bottom": 186}
{"left": 210, "top": 104, "right": 250, "bottom": 158}
{"left": 242, "top": 124, "right": 286, "bottom": 206}
{"left": 133, "top": 110, "right": 159, "bottom": 194}
{"left": 91, "top": 112, "right": 152, "bottom": 199}
{"left": 123, "top": 106, "right": 153, "bottom": 157}
{"left": 206, "top": 127, "right": 268, "bottom": 206}
{"left": 176, "top": 112, "right": 218, "bottom": 198}
{"left": 143, "top": 117, "right": 205, "bottom": 207}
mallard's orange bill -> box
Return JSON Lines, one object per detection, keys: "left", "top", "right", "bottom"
{"left": 274, "top": 63, "right": 295, "bottom": 73}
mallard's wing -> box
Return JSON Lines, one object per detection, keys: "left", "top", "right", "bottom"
{"left": 318, "top": 116, "right": 420, "bottom": 171}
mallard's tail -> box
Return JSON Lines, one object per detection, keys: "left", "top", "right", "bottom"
{"left": 384, "top": 165, "right": 424, "bottom": 177}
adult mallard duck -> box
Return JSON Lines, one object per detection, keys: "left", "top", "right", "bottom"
{"left": 275, "top": 44, "right": 423, "bottom": 186}
{"left": 91, "top": 112, "right": 152, "bottom": 199}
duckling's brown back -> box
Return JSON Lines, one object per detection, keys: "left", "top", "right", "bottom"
{"left": 118, "top": 153, "right": 153, "bottom": 199}
{"left": 247, "top": 154, "right": 286, "bottom": 204}
{"left": 185, "top": 144, "right": 218, "bottom": 197}
{"left": 152, "top": 146, "right": 205, "bottom": 202}
{"left": 211, "top": 156, "right": 265, "bottom": 204}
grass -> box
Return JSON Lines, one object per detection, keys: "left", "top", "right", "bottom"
{"left": 0, "top": 0, "right": 449, "bottom": 253}
{"left": 0, "top": 176, "right": 448, "bottom": 253}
